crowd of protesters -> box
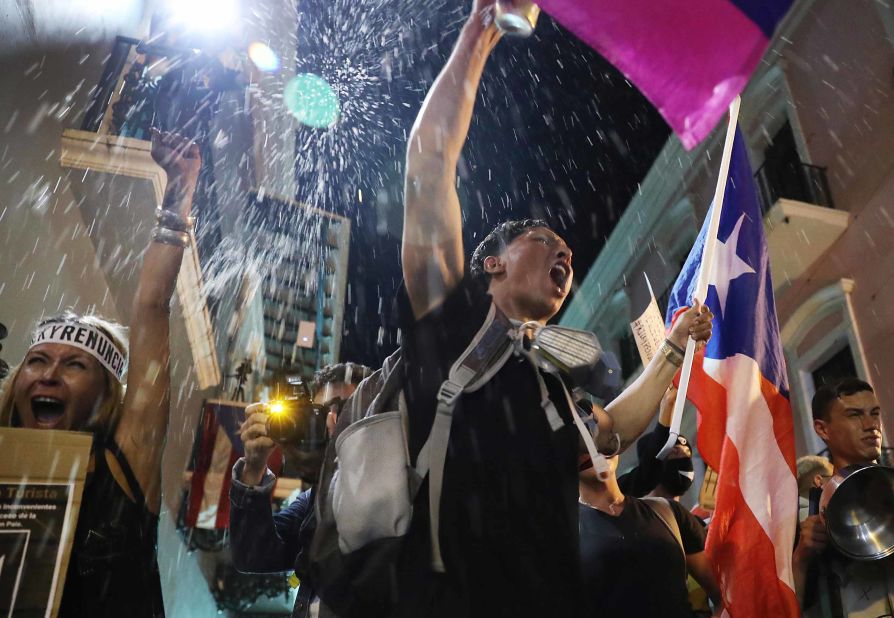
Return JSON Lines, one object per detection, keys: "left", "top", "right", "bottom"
{"left": 0, "top": 1, "right": 889, "bottom": 617}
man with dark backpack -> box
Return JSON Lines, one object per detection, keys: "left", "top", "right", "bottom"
{"left": 310, "top": 2, "right": 714, "bottom": 616}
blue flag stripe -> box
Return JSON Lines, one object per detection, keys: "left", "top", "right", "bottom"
{"left": 728, "top": 0, "right": 795, "bottom": 39}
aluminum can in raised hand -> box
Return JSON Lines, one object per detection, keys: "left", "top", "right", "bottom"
{"left": 494, "top": 0, "right": 540, "bottom": 37}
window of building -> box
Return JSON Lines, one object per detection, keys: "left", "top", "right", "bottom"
{"left": 754, "top": 121, "right": 835, "bottom": 213}
{"left": 810, "top": 345, "right": 858, "bottom": 389}
{"left": 781, "top": 279, "right": 870, "bottom": 456}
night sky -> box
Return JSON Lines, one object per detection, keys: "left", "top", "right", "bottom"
{"left": 291, "top": 1, "right": 671, "bottom": 368}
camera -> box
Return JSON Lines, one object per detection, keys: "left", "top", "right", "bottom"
{"left": 265, "top": 376, "right": 328, "bottom": 451}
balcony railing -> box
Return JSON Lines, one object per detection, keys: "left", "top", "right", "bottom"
{"left": 82, "top": 37, "right": 161, "bottom": 139}
{"left": 754, "top": 159, "right": 835, "bottom": 215}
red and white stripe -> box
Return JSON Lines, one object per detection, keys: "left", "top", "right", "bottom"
{"left": 689, "top": 353, "right": 800, "bottom": 617}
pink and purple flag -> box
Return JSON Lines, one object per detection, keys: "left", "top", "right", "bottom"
{"left": 665, "top": 131, "right": 799, "bottom": 615}
{"left": 535, "top": 0, "right": 794, "bottom": 149}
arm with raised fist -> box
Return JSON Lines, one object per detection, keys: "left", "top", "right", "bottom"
{"left": 402, "top": 1, "right": 502, "bottom": 319}
{"left": 239, "top": 403, "right": 277, "bottom": 486}
{"left": 115, "top": 129, "right": 201, "bottom": 514}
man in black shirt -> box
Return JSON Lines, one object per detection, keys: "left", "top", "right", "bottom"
{"left": 396, "top": 1, "right": 714, "bottom": 615}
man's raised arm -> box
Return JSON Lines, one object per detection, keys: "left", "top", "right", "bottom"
{"left": 403, "top": 1, "right": 501, "bottom": 319}
{"left": 606, "top": 303, "right": 714, "bottom": 450}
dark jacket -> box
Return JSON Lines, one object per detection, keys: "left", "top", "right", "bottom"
{"left": 229, "top": 458, "right": 317, "bottom": 618}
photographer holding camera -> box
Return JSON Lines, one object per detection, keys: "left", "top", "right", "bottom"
{"left": 229, "top": 362, "right": 371, "bottom": 618}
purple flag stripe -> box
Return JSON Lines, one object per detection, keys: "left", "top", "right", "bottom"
{"left": 536, "top": 0, "right": 776, "bottom": 149}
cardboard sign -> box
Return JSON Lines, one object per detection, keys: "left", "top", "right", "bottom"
{"left": 0, "top": 429, "right": 92, "bottom": 618}
{"left": 629, "top": 274, "right": 666, "bottom": 366}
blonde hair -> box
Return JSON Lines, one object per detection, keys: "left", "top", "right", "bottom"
{"left": 0, "top": 311, "right": 129, "bottom": 436}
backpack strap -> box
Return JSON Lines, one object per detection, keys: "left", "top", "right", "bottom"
{"left": 642, "top": 497, "right": 686, "bottom": 579}
{"left": 415, "top": 302, "right": 515, "bottom": 572}
{"left": 554, "top": 374, "right": 610, "bottom": 479}
{"left": 522, "top": 344, "right": 609, "bottom": 479}
{"left": 367, "top": 352, "right": 405, "bottom": 417}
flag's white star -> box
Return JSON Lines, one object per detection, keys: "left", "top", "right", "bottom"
{"left": 708, "top": 214, "right": 756, "bottom": 317}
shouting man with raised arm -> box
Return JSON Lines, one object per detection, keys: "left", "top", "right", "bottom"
{"left": 392, "top": 1, "right": 713, "bottom": 616}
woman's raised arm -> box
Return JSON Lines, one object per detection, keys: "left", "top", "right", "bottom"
{"left": 115, "top": 129, "right": 201, "bottom": 514}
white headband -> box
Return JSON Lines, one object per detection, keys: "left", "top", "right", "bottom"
{"left": 30, "top": 322, "right": 127, "bottom": 383}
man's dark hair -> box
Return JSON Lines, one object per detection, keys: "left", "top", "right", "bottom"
{"left": 313, "top": 362, "right": 372, "bottom": 389}
{"left": 811, "top": 377, "right": 874, "bottom": 421}
{"left": 469, "top": 219, "right": 551, "bottom": 282}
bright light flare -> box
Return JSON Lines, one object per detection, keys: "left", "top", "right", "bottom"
{"left": 284, "top": 73, "right": 340, "bottom": 129}
{"left": 249, "top": 42, "right": 281, "bottom": 72}
{"left": 166, "top": 0, "right": 239, "bottom": 34}
{"left": 268, "top": 402, "right": 285, "bottom": 415}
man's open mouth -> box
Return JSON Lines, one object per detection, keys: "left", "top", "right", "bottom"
{"left": 550, "top": 263, "right": 570, "bottom": 290}
{"left": 31, "top": 397, "right": 65, "bottom": 427}
{"left": 578, "top": 454, "right": 593, "bottom": 472}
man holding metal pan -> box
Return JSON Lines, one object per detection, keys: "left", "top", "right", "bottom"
{"left": 793, "top": 378, "right": 893, "bottom": 618}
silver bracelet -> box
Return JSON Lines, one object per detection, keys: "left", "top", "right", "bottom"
{"left": 151, "top": 226, "right": 189, "bottom": 248}
{"left": 155, "top": 208, "right": 195, "bottom": 233}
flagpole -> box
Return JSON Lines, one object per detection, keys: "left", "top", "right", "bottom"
{"left": 657, "top": 95, "right": 741, "bottom": 460}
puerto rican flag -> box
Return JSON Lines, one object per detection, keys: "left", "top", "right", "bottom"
{"left": 665, "top": 131, "right": 799, "bottom": 615}
{"left": 183, "top": 400, "right": 282, "bottom": 529}
{"left": 534, "top": 0, "right": 794, "bottom": 149}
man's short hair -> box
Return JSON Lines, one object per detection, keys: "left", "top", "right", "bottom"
{"left": 314, "top": 362, "right": 372, "bottom": 389}
{"left": 811, "top": 377, "right": 874, "bottom": 421}
{"left": 795, "top": 455, "right": 833, "bottom": 496}
{"left": 469, "top": 219, "right": 551, "bottom": 282}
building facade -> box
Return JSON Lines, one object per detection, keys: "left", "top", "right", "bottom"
{"left": 562, "top": 0, "right": 894, "bottom": 464}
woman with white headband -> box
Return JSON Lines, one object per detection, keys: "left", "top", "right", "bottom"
{"left": 0, "top": 129, "right": 200, "bottom": 617}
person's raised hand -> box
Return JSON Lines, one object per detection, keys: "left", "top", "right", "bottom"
{"left": 470, "top": 0, "right": 501, "bottom": 33}
{"left": 668, "top": 300, "right": 714, "bottom": 351}
{"left": 239, "top": 402, "right": 277, "bottom": 486}
{"left": 151, "top": 128, "right": 201, "bottom": 209}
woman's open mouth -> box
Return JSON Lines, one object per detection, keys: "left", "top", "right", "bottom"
{"left": 31, "top": 397, "right": 65, "bottom": 429}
